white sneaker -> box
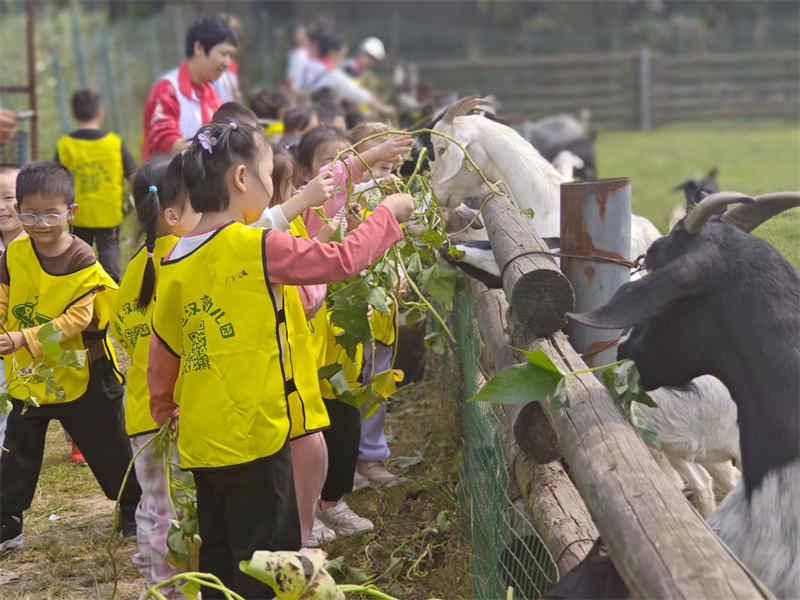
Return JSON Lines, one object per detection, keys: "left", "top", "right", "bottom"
{"left": 305, "top": 517, "right": 336, "bottom": 548}
{"left": 318, "top": 501, "right": 374, "bottom": 537}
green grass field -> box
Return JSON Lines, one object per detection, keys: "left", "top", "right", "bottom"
{"left": 596, "top": 121, "right": 800, "bottom": 268}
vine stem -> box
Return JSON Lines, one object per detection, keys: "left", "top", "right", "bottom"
{"left": 107, "top": 421, "right": 170, "bottom": 600}
{"left": 338, "top": 584, "right": 403, "bottom": 600}
{"left": 392, "top": 246, "right": 455, "bottom": 343}
{"left": 141, "top": 572, "right": 245, "bottom": 600}
{"left": 569, "top": 359, "right": 629, "bottom": 376}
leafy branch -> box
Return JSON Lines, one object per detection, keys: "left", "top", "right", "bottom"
{"left": 469, "top": 350, "right": 659, "bottom": 444}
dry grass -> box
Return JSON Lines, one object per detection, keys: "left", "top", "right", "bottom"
{"left": 0, "top": 350, "right": 472, "bottom": 600}
{"left": 0, "top": 422, "right": 145, "bottom": 600}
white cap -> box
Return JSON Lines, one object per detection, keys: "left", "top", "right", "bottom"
{"left": 361, "top": 37, "right": 386, "bottom": 61}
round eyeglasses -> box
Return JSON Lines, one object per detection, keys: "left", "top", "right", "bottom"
{"left": 17, "top": 209, "right": 71, "bottom": 227}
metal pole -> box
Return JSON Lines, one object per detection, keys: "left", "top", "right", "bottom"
{"left": 639, "top": 47, "right": 652, "bottom": 131}
{"left": 71, "top": 0, "right": 89, "bottom": 89}
{"left": 52, "top": 45, "right": 70, "bottom": 133}
{"left": 561, "top": 178, "right": 632, "bottom": 368}
{"left": 27, "top": 0, "right": 37, "bottom": 159}
{"left": 101, "top": 29, "right": 121, "bottom": 134}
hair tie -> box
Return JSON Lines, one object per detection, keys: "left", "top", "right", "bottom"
{"left": 230, "top": 121, "right": 238, "bottom": 130}
{"left": 197, "top": 131, "right": 218, "bottom": 154}
{"left": 148, "top": 185, "right": 157, "bottom": 193}
{"left": 147, "top": 251, "right": 154, "bottom": 259}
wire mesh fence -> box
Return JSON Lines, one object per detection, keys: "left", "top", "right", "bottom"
{"left": 452, "top": 287, "right": 559, "bottom": 599}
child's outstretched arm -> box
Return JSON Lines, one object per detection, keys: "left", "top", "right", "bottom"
{"left": 267, "top": 193, "right": 414, "bottom": 286}
{"left": 0, "top": 293, "right": 95, "bottom": 356}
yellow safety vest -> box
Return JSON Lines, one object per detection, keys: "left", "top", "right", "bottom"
{"left": 57, "top": 133, "right": 125, "bottom": 228}
{"left": 153, "top": 222, "right": 291, "bottom": 469}
{"left": 264, "top": 121, "right": 284, "bottom": 142}
{"left": 4, "top": 236, "right": 118, "bottom": 404}
{"left": 112, "top": 235, "right": 177, "bottom": 436}
{"left": 320, "top": 311, "right": 363, "bottom": 401}
{"left": 283, "top": 217, "right": 330, "bottom": 438}
{"left": 370, "top": 301, "right": 397, "bottom": 347}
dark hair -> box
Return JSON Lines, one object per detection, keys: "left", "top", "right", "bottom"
{"left": 344, "top": 102, "right": 367, "bottom": 130}
{"left": 270, "top": 145, "right": 295, "bottom": 207}
{"left": 309, "top": 28, "right": 343, "bottom": 58}
{"left": 182, "top": 121, "right": 267, "bottom": 213}
{"left": 212, "top": 102, "right": 258, "bottom": 128}
{"left": 283, "top": 106, "right": 317, "bottom": 135}
{"left": 350, "top": 121, "right": 391, "bottom": 150}
{"left": 16, "top": 161, "right": 74, "bottom": 209}
{"left": 249, "top": 88, "right": 292, "bottom": 120}
{"left": 71, "top": 88, "right": 102, "bottom": 122}
{"left": 131, "top": 155, "right": 184, "bottom": 309}
{"left": 313, "top": 101, "right": 346, "bottom": 126}
{"left": 294, "top": 125, "right": 349, "bottom": 170}
{"left": 310, "top": 87, "right": 339, "bottom": 106}
{"left": 185, "top": 16, "right": 238, "bottom": 58}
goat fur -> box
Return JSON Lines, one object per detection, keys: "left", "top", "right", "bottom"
{"left": 569, "top": 200, "right": 800, "bottom": 597}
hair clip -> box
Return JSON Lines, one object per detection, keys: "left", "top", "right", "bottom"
{"left": 197, "top": 132, "right": 218, "bottom": 153}
{"left": 147, "top": 251, "right": 154, "bottom": 259}
{"left": 148, "top": 185, "right": 158, "bottom": 193}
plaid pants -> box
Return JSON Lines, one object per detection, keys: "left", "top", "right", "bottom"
{"left": 130, "top": 433, "right": 181, "bottom": 599}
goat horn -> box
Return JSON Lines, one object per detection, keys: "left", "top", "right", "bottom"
{"left": 683, "top": 191, "right": 754, "bottom": 234}
{"left": 721, "top": 191, "right": 800, "bottom": 233}
{"left": 443, "top": 96, "right": 490, "bottom": 124}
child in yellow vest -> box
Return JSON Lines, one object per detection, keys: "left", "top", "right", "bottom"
{"left": 147, "top": 121, "right": 413, "bottom": 597}
{"left": 0, "top": 165, "right": 25, "bottom": 449}
{"left": 0, "top": 162, "right": 141, "bottom": 552}
{"left": 56, "top": 88, "right": 138, "bottom": 282}
{"left": 111, "top": 155, "right": 201, "bottom": 597}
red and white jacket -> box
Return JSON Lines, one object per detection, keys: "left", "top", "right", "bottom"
{"left": 142, "top": 62, "right": 223, "bottom": 160}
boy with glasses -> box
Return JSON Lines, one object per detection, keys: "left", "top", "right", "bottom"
{"left": 0, "top": 161, "right": 141, "bottom": 552}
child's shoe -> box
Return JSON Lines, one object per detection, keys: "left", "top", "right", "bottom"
{"left": 70, "top": 442, "right": 88, "bottom": 466}
{"left": 304, "top": 517, "right": 336, "bottom": 548}
{"left": 356, "top": 460, "right": 405, "bottom": 488}
{"left": 0, "top": 513, "right": 23, "bottom": 551}
{"left": 318, "top": 501, "right": 374, "bottom": 537}
{"left": 352, "top": 469, "right": 370, "bottom": 491}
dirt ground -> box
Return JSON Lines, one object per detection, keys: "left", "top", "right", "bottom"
{"left": 0, "top": 350, "right": 472, "bottom": 600}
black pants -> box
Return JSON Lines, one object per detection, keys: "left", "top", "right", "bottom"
{"left": 72, "top": 226, "right": 121, "bottom": 283}
{"left": 320, "top": 398, "right": 361, "bottom": 502}
{"left": 193, "top": 443, "right": 300, "bottom": 599}
{"left": 0, "top": 358, "right": 141, "bottom": 518}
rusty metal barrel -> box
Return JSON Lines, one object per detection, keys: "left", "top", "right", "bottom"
{"left": 561, "top": 178, "right": 631, "bottom": 367}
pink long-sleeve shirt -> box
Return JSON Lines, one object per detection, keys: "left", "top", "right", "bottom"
{"left": 148, "top": 204, "right": 402, "bottom": 425}
{"left": 301, "top": 156, "right": 365, "bottom": 238}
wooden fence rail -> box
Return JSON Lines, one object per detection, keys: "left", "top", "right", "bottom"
{"left": 416, "top": 49, "right": 800, "bottom": 129}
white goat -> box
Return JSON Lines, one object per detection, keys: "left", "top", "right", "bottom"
{"left": 430, "top": 98, "right": 739, "bottom": 514}
{"left": 635, "top": 375, "right": 741, "bottom": 516}
{"left": 430, "top": 97, "right": 660, "bottom": 257}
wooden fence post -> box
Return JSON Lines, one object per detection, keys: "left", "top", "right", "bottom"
{"left": 639, "top": 46, "right": 652, "bottom": 131}
{"left": 482, "top": 197, "right": 575, "bottom": 337}
{"left": 561, "top": 178, "right": 631, "bottom": 367}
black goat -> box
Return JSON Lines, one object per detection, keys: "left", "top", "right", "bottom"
{"left": 553, "top": 191, "right": 800, "bottom": 598}
{"left": 673, "top": 167, "right": 719, "bottom": 208}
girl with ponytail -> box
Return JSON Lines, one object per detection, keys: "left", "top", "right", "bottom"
{"left": 110, "top": 154, "right": 200, "bottom": 598}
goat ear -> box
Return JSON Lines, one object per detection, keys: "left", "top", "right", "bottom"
{"left": 567, "top": 257, "right": 705, "bottom": 329}
{"left": 435, "top": 142, "right": 467, "bottom": 184}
